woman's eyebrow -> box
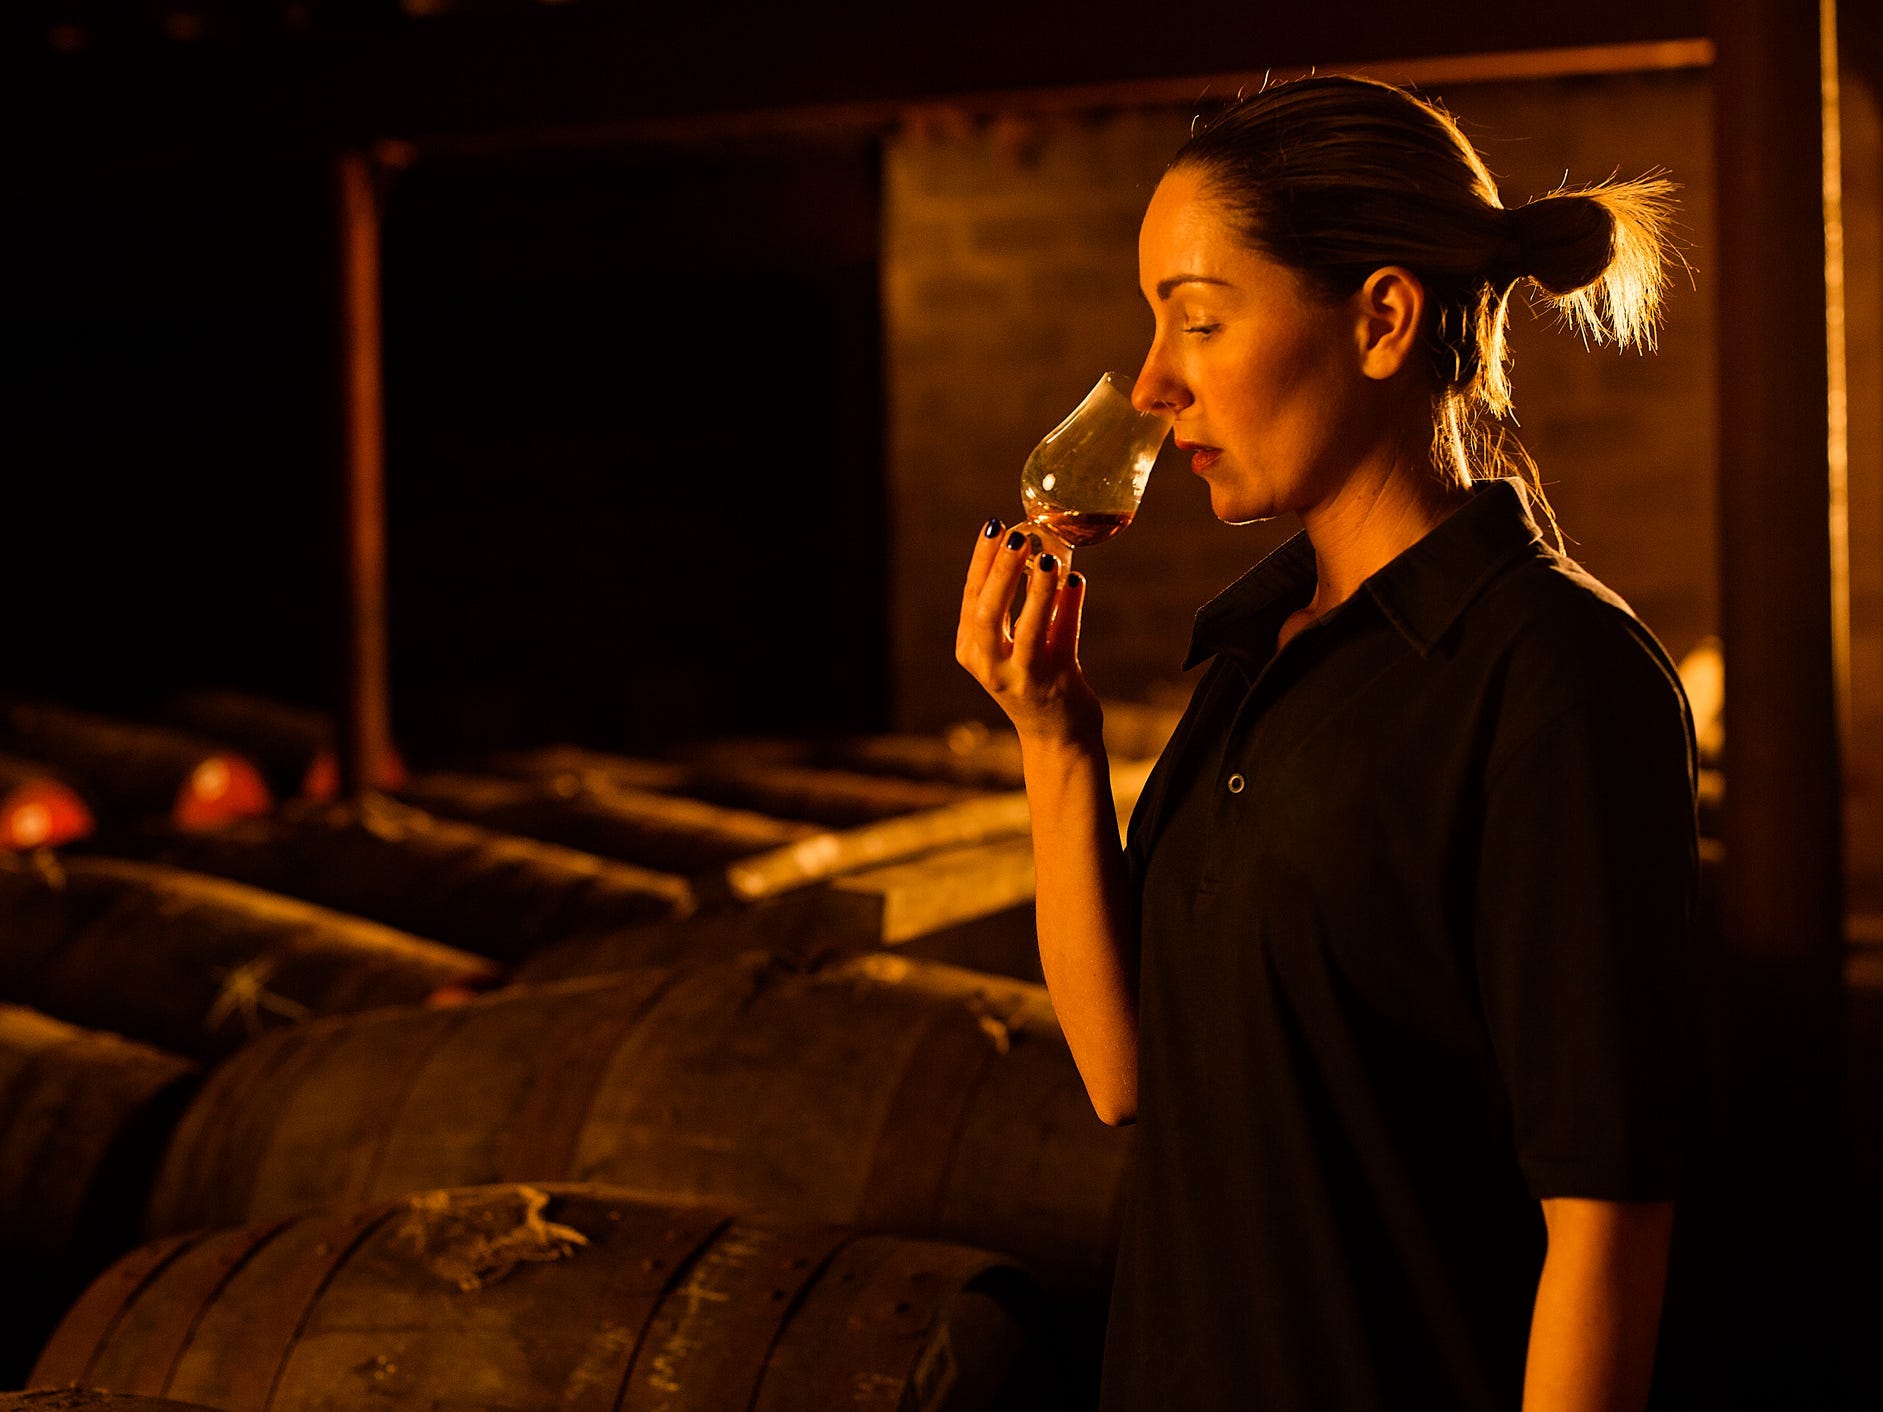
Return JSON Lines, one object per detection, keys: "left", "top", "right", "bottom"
{"left": 1154, "top": 274, "right": 1235, "bottom": 300}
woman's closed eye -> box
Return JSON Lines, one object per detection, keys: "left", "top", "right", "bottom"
{"left": 1183, "top": 322, "right": 1221, "bottom": 337}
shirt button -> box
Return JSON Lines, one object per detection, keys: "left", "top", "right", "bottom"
{"left": 1226, "top": 773, "right": 1246, "bottom": 794}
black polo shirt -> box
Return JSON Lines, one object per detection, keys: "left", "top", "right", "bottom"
{"left": 1098, "top": 479, "right": 1696, "bottom": 1411}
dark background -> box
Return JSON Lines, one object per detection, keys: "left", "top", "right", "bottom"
{"left": 7, "top": 132, "right": 884, "bottom": 760}
{"left": 0, "top": 0, "right": 1742, "bottom": 764}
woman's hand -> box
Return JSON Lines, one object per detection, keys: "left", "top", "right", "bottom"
{"left": 957, "top": 517, "right": 1140, "bottom": 1123}
{"left": 956, "top": 518, "right": 1103, "bottom": 750}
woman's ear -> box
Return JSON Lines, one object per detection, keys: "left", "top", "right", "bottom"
{"left": 1351, "top": 266, "right": 1426, "bottom": 381}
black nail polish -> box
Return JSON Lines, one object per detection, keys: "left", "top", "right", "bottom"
{"left": 1038, "top": 553, "right": 1059, "bottom": 574}
{"left": 983, "top": 516, "right": 1004, "bottom": 538}
{"left": 1005, "top": 530, "right": 1026, "bottom": 551}
{"left": 1067, "top": 571, "right": 1084, "bottom": 588}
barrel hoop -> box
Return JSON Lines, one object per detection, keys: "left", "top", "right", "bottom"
{"left": 143, "top": 1220, "right": 298, "bottom": 1397}
{"left": 553, "top": 1206, "right": 734, "bottom": 1412}
{"left": 497, "top": 971, "right": 686, "bottom": 1182}
{"left": 243, "top": 1204, "right": 399, "bottom": 1412}
{"left": 30, "top": 1231, "right": 201, "bottom": 1388}
{"left": 616, "top": 1223, "right": 855, "bottom": 1412}
{"left": 853, "top": 1009, "right": 1004, "bottom": 1235}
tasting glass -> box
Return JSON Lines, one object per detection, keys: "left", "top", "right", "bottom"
{"left": 1017, "top": 372, "right": 1172, "bottom": 570}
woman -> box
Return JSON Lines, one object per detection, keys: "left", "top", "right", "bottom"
{"left": 956, "top": 76, "right": 1696, "bottom": 1410}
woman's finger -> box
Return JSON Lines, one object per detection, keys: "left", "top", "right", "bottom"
{"left": 971, "top": 527, "right": 1031, "bottom": 640}
{"left": 957, "top": 519, "right": 1015, "bottom": 674}
{"left": 961, "top": 516, "right": 1007, "bottom": 608}
{"left": 1045, "top": 569, "right": 1086, "bottom": 668}
{"left": 1010, "top": 551, "right": 1063, "bottom": 671}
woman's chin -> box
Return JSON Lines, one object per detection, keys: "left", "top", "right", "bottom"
{"left": 1209, "top": 486, "right": 1284, "bottom": 527}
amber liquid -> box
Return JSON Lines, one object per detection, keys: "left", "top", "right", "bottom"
{"left": 1036, "top": 506, "right": 1136, "bottom": 549}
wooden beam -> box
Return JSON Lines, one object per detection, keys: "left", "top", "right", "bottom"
{"left": 334, "top": 149, "right": 393, "bottom": 798}
{"left": 399, "top": 39, "right": 1716, "bottom": 160}
{"left": 1691, "top": 0, "right": 1848, "bottom": 1402}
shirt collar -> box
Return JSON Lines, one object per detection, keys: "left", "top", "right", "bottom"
{"left": 1184, "top": 477, "right": 1546, "bottom": 669}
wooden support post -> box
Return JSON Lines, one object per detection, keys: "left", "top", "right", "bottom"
{"left": 334, "top": 149, "right": 393, "bottom": 798}
{"left": 1691, "top": 0, "right": 1849, "bottom": 1401}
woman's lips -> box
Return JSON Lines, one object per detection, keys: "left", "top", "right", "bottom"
{"left": 1175, "top": 438, "right": 1221, "bottom": 474}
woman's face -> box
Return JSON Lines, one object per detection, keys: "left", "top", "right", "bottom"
{"left": 1133, "top": 167, "right": 1379, "bottom": 524}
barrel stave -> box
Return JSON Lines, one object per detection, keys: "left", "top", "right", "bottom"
{"left": 751, "top": 1234, "right": 1036, "bottom": 1412}
{"left": 244, "top": 1005, "right": 469, "bottom": 1221}
{"left": 142, "top": 1020, "right": 345, "bottom": 1236}
{"left": 159, "top": 1205, "right": 396, "bottom": 1409}
{"left": 384, "top": 972, "right": 681, "bottom": 1199}
{"left": 567, "top": 962, "right": 944, "bottom": 1220}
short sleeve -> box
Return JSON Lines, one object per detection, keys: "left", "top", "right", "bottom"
{"left": 1472, "top": 631, "right": 1698, "bottom": 1201}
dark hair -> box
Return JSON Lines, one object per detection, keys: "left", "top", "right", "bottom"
{"left": 1172, "top": 74, "right": 1677, "bottom": 544}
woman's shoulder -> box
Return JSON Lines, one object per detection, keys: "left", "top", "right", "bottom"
{"left": 1462, "top": 543, "right": 1692, "bottom": 738}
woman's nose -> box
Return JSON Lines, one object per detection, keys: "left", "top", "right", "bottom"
{"left": 1131, "top": 345, "right": 1188, "bottom": 415}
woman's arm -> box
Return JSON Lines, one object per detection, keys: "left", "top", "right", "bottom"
{"left": 956, "top": 522, "right": 1141, "bottom": 1124}
{"left": 1523, "top": 1198, "right": 1674, "bottom": 1411}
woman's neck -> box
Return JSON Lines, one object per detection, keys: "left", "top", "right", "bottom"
{"left": 1295, "top": 453, "right": 1471, "bottom": 619}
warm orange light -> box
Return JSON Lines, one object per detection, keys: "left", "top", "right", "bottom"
{"left": 422, "top": 966, "right": 503, "bottom": 1008}
{"left": 302, "top": 748, "right": 339, "bottom": 802}
{"left": 174, "top": 754, "right": 273, "bottom": 829}
{"left": 0, "top": 780, "right": 94, "bottom": 850}
{"left": 302, "top": 745, "right": 409, "bottom": 800}
{"left": 194, "top": 758, "right": 232, "bottom": 802}
{"left": 11, "top": 803, "right": 51, "bottom": 847}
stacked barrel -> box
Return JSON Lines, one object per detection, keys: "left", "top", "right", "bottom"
{"left": 0, "top": 690, "right": 1184, "bottom": 1409}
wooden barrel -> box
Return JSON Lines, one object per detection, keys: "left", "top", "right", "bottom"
{"left": 518, "top": 835, "right": 1044, "bottom": 985}
{"left": 396, "top": 770, "right": 819, "bottom": 872}
{"left": 0, "top": 855, "right": 499, "bottom": 1060}
{"left": 683, "top": 729, "right": 1029, "bottom": 790}
{"left": 36, "top": 1184, "right": 1058, "bottom": 1411}
{"left": 0, "top": 1008, "right": 198, "bottom": 1388}
{"left": 484, "top": 745, "right": 984, "bottom": 827}
{"left": 647, "top": 759, "right": 986, "bottom": 826}
{"left": 0, "top": 703, "right": 270, "bottom": 831}
{"left": 0, "top": 1394, "right": 225, "bottom": 1410}
{"left": 484, "top": 745, "right": 693, "bottom": 794}
{"left": 470, "top": 745, "right": 1152, "bottom": 908}
{"left": 127, "top": 795, "right": 695, "bottom": 964}
{"left": 0, "top": 755, "right": 94, "bottom": 850}
{"left": 718, "top": 758, "right": 1152, "bottom": 905}
{"left": 163, "top": 689, "right": 406, "bottom": 801}
{"left": 683, "top": 702, "right": 1184, "bottom": 792}
{"left": 147, "top": 955, "right": 1128, "bottom": 1295}
{"left": 0, "top": 1007, "right": 197, "bottom": 1265}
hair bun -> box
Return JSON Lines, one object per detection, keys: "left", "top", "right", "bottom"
{"left": 1500, "top": 194, "right": 1615, "bottom": 295}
